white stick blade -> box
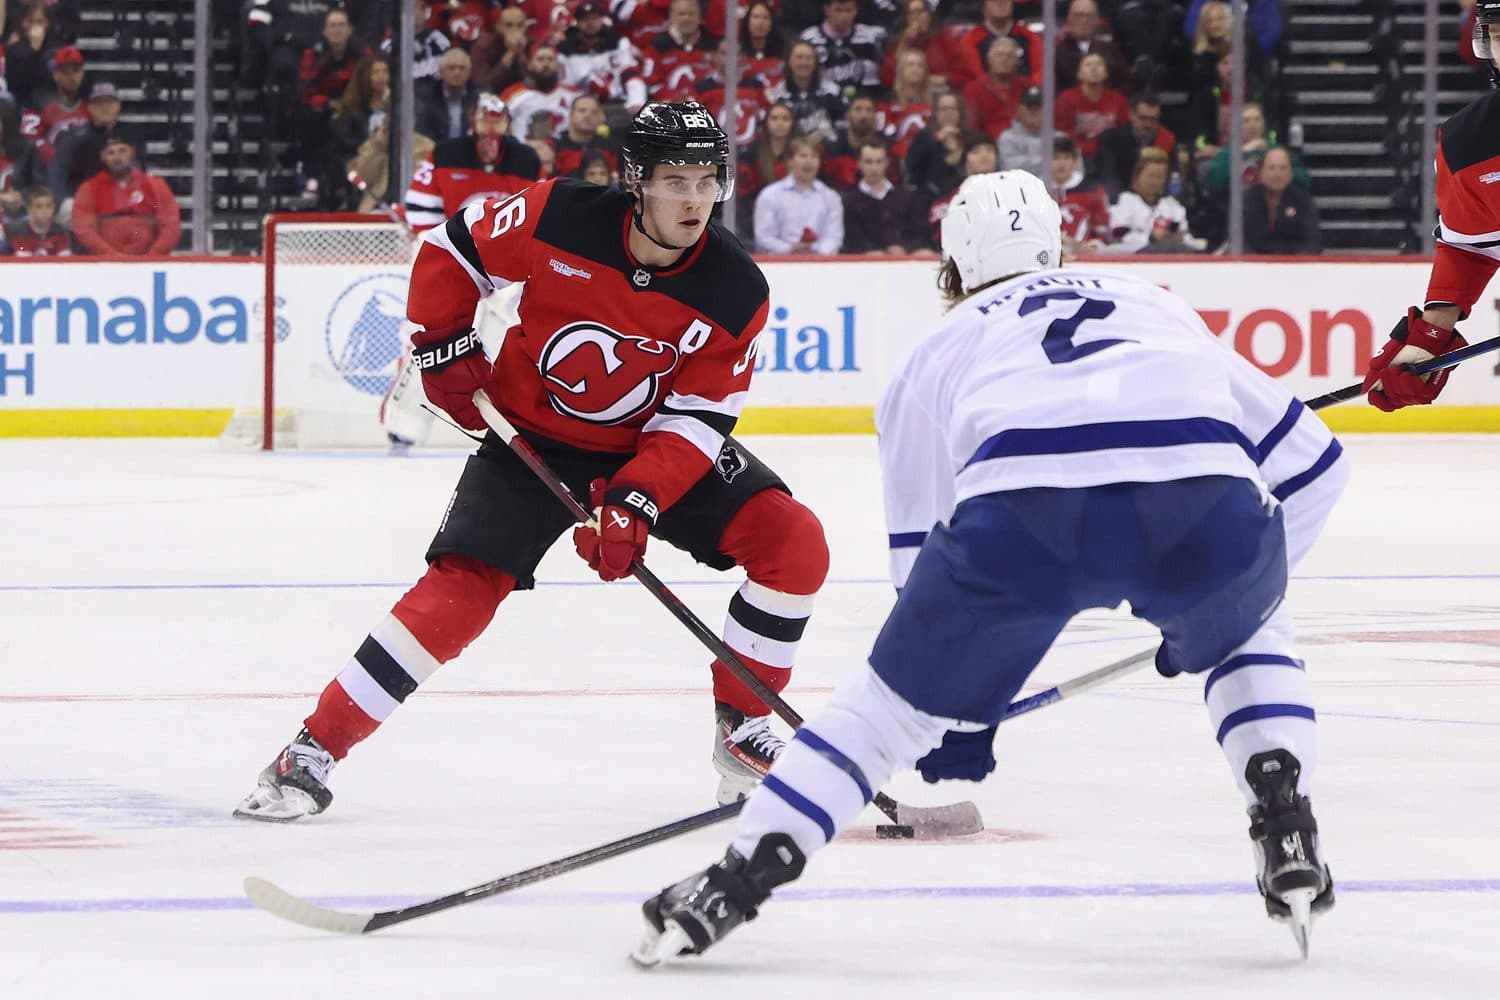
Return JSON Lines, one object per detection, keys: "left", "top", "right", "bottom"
{"left": 898, "top": 801, "right": 985, "bottom": 839}
{"left": 243, "top": 876, "right": 375, "bottom": 935}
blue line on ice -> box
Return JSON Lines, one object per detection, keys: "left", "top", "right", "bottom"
{"left": 5, "top": 879, "right": 1499, "bottom": 915}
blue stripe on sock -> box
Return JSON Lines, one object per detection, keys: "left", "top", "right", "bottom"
{"left": 1216, "top": 704, "right": 1317, "bottom": 744}
{"left": 888, "top": 531, "right": 927, "bottom": 549}
{"left": 763, "top": 774, "right": 836, "bottom": 842}
{"left": 1272, "top": 439, "right": 1344, "bottom": 502}
{"left": 794, "top": 729, "right": 873, "bottom": 804}
{"left": 1203, "top": 654, "right": 1305, "bottom": 699}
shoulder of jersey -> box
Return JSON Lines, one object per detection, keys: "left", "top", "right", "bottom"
{"left": 1440, "top": 89, "right": 1500, "bottom": 173}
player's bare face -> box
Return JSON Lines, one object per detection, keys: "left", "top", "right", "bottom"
{"left": 637, "top": 164, "right": 719, "bottom": 252}
{"left": 1490, "top": 23, "right": 1500, "bottom": 65}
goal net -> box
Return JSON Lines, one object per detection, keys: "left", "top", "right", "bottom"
{"left": 222, "top": 213, "right": 420, "bottom": 449}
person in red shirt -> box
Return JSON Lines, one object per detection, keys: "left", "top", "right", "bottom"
{"left": 1363, "top": 0, "right": 1500, "bottom": 410}
{"left": 950, "top": 0, "right": 1042, "bottom": 93}
{"left": 879, "top": 47, "right": 933, "bottom": 159}
{"left": 1052, "top": 134, "right": 1110, "bottom": 256}
{"left": 403, "top": 92, "right": 543, "bottom": 231}
{"left": 1055, "top": 51, "right": 1129, "bottom": 162}
{"left": 880, "top": 0, "right": 950, "bottom": 91}
{"left": 962, "top": 35, "right": 1026, "bottom": 139}
{"left": 640, "top": 0, "right": 719, "bottom": 101}
{"left": 235, "top": 101, "right": 829, "bottom": 824}
{"left": 70, "top": 135, "right": 180, "bottom": 256}
{"left": 7, "top": 186, "right": 72, "bottom": 256}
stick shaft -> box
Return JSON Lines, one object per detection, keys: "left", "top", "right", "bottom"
{"left": 1303, "top": 334, "right": 1500, "bottom": 411}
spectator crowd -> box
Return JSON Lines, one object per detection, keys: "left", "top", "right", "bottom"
{"left": 0, "top": 1, "right": 180, "bottom": 256}
{"left": 0, "top": 0, "right": 1317, "bottom": 257}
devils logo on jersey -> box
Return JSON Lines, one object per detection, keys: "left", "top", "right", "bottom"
{"left": 539, "top": 322, "right": 679, "bottom": 423}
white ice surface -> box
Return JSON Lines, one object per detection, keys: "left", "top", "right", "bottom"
{"left": 2, "top": 435, "right": 1498, "bottom": 999}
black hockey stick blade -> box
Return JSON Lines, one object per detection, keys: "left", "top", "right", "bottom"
{"left": 470, "top": 391, "right": 984, "bottom": 839}
{"left": 245, "top": 799, "right": 747, "bottom": 935}
{"left": 1303, "top": 334, "right": 1500, "bottom": 411}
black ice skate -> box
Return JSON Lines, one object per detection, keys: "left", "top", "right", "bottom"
{"left": 631, "top": 834, "right": 806, "bottom": 968}
{"left": 713, "top": 704, "right": 787, "bottom": 805}
{"left": 233, "top": 728, "right": 337, "bottom": 822}
{"left": 1245, "top": 749, "right": 1335, "bottom": 958}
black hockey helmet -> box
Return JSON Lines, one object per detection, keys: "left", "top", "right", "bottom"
{"left": 1474, "top": 0, "right": 1500, "bottom": 59}
{"left": 619, "top": 100, "right": 734, "bottom": 204}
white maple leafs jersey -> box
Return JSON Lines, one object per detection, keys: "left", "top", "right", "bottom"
{"left": 876, "top": 267, "right": 1345, "bottom": 588}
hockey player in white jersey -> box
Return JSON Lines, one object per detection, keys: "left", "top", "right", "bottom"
{"left": 633, "top": 170, "right": 1349, "bottom": 965}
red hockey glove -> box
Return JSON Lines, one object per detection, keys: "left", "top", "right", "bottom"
{"left": 1361, "top": 307, "right": 1466, "bottom": 412}
{"left": 572, "top": 478, "right": 658, "bottom": 582}
{"left": 410, "top": 327, "right": 491, "bottom": 431}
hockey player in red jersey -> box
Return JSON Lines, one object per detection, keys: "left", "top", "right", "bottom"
{"left": 235, "top": 101, "right": 829, "bottom": 823}
{"left": 1361, "top": 1, "right": 1500, "bottom": 411}
{"left": 402, "top": 92, "right": 542, "bottom": 231}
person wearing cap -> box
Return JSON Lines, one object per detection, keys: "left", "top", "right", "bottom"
{"left": 997, "top": 85, "right": 1046, "bottom": 179}
{"left": 38, "top": 45, "right": 89, "bottom": 153}
{"left": 403, "top": 92, "right": 542, "bottom": 231}
{"left": 48, "top": 80, "right": 136, "bottom": 201}
{"left": 558, "top": 1, "right": 650, "bottom": 112}
{"left": 71, "top": 132, "right": 181, "bottom": 257}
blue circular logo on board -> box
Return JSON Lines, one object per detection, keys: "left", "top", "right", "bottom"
{"left": 324, "top": 273, "right": 409, "bottom": 395}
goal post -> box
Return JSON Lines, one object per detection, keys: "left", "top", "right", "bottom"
{"left": 224, "top": 213, "right": 419, "bottom": 449}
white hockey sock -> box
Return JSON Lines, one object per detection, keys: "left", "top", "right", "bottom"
{"left": 731, "top": 664, "right": 948, "bottom": 859}
{"left": 721, "top": 581, "right": 816, "bottom": 674}
{"left": 1205, "top": 653, "right": 1318, "bottom": 806}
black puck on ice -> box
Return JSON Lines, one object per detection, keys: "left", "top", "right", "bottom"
{"left": 875, "top": 823, "right": 916, "bottom": 839}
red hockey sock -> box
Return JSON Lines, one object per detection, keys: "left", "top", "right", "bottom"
{"left": 711, "top": 654, "right": 792, "bottom": 717}
{"left": 304, "top": 680, "right": 377, "bottom": 760}
{"left": 304, "top": 556, "right": 516, "bottom": 759}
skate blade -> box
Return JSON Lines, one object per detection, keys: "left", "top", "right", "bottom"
{"left": 630, "top": 922, "right": 695, "bottom": 969}
{"left": 232, "top": 784, "right": 318, "bottom": 823}
{"left": 1283, "top": 887, "right": 1317, "bottom": 959}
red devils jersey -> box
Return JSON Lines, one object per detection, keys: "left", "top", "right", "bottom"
{"left": 410, "top": 178, "right": 770, "bottom": 509}
{"left": 1057, "top": 182, "right": 1111, "bottom": 245}
{"left": 1427, "top": 90, "right": 1500, "bottom": 314}
{"left": 641, "top": 33, "right": 719, "bottom": 101}
{"left": 403, "top": 136, "right": 542, "bottom": 231}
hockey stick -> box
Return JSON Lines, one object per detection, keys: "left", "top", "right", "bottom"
{"left": 243, "top": 645, "right": 1156, "bottom": 935}
{"left": 1302, "top": 334, "right": 1500, "bottom": 410}
{"left": 469, "top": 390, "right": 982, "bottom": 839}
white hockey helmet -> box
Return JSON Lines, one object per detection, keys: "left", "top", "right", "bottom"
{"left": 940, "top": 170, "right": 1062, "bottom": 293}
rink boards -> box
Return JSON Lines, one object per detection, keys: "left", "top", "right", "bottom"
{"left": 2, "top": 256, "right": 1499, "bottom": 436}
